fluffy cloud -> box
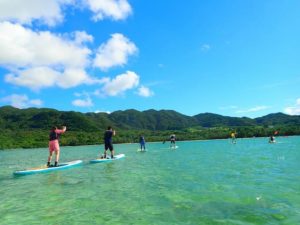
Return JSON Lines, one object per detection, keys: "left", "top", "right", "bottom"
{"left": 0, "top": 22, "right": 107, "bottom": 90}
{"left": 93, "top": 33, "right": 138, "bottom": 71}
{"left": 74, "top": 31, "right": 94, "bottom": 45}
{"left": 0, "top": 2, "right": 139, "bottom": 96}
{"left": 137, "top": 85, "right": 154, "bottom": 97}
{"left": 101, "top": 71, "right": 139, "bottom": 96}
{"left": 5, "top": 67, "right": 101, "bottom": 91}
{"left": 0, "top": 22, "right": 91, "bottom": 68}
{"left": 57, "top": 68, "right": 95, "bottom": 88}
{"left": 0, "top": 0, "right": 73, "bottom": 26}
{"left": 1, "top": 94, "right": 42, "bottom": 108}
{"left": 5, "top": 67, "right": 59, "bottom": 90}
{"left": 0, "top": 23, "right": 139, "bottom": 91}
{"left": 84, "top": 0, "right": 132, "bottom": 21}
{"left": 284, "top": 98, "right": 300, "bottom": 115}
{"left": 0, "top": 0, "right": 133, "bottom": 26}
{"left": 72, "top": 97, "right": 93, "bottom": 107}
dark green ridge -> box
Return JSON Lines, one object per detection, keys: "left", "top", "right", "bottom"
{"left": 1, "top": 106, "right": 300, "bottom": 149}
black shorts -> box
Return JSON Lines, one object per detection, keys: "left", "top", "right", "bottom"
{"left": 171, "top": 140, "right": 175, "bottom": 144}
{"left": 105, "top": 142, "right": 113, "bottom": 151}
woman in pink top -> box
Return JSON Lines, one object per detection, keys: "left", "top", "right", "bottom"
{"left": 47, "top": 126, "right": 66, "bottom": 167}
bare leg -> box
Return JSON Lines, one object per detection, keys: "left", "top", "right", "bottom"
{"left": 48, "top": 151, "right": 53, "bottom": 165}
{"left": 55, "top": 150, "right": 60, "bottom": 166}
{"left": 111, "top": 150, "right": 114, "bottom": 158}
{"left": 104, "top": 149, "right": 107, "bottom": 158}
{"left": 48, "top": 151, "right": 53, "bottom": 162}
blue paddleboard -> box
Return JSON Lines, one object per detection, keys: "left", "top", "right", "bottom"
{"left": 13, "top": 160, "right": 83, "bottom": 176}
{"left": 90, "top": 154, "right": 125, "bottom": 163}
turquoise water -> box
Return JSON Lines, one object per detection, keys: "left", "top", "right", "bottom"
{"left": 1, "top": 137, "right": 300, "bottom": 225}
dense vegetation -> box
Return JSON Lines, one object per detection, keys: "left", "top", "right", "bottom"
{"left": 0, "top": 106, "right": 300, "bottom": 149}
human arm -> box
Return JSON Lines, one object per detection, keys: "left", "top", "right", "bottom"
{"left": 56, "top": 126, "right": 66, "bottom": 134}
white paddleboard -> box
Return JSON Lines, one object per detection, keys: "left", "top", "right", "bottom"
{"left": 90, "top": 153, "right": 125, "bottom": 163}
{"left": 13, "top": 160, "right": 83, "bottom": 176}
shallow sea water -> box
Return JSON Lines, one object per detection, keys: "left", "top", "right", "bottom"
{"left": 0, "top": 136, "right": 299, "bottom": 225}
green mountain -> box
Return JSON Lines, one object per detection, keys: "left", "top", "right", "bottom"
{"left": 193, "top": 113, "right": 255, "bottom": 127}
{"left": 0, "top": 106, "right": 99, "bottom": 131}
{"left": 83, "top": 109, "right": 197, "bottom": 130}
{"left": 1, "top": 106, "right": 300, "bottom": 131}
{"left": 1, "top": 105, "right": 300, "bottom": 149}
{"left": 255, "top": 113, "right": 300, "bottom": 126}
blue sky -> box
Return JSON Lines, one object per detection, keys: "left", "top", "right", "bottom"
{"left": 0, "top": 0, "right": 299, "bottom": 118}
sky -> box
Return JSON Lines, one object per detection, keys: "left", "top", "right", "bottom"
{"left": 0, "top": 0, "right": 299, "bottom": 118}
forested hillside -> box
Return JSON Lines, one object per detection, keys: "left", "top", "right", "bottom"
{"left": 1, "top": 106, "right": 300, "bottom": 149}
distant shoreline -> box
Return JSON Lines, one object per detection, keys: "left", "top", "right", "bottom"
{"left": 1, "top": 135, "right": 297, "bottom": 151}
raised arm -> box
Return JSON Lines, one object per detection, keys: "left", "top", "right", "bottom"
{"left": 56, "top": 126, "right": 67, "bottom": 134}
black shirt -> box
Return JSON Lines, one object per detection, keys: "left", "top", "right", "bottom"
{"left": 104, "top": 130, "right": 113, "bottom": 144}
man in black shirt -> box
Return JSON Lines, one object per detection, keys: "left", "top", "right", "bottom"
{"left": 103, "top": 126, "right": 116, "bottom": 159}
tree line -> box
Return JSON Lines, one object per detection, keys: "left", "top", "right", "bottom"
{"left": 0, "top": 106, "right": 299, "bottom": 149}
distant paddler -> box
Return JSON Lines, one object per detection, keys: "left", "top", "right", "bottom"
{"left": 269, "top": 135, "right": 276, "bottom": 143}
{"left": 47, "top": 126, "right": 67, "bottom": 167}
{"left": 102, "top": 126, "right": 116, "bottom": 159}
{"left": 170, "top": 134, "right": 176, "bottom": 148}
{"left": 269, "top": 131, "right": 278, "bottom": 143}
{"left": 139, "top": 135, "right": 146, "bottom": 151}
{"left": 230, "top": 131, "right": 237, "bottom": 144}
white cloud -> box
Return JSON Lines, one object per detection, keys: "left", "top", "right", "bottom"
{"left": 0, "top": 2, "right": 139, "bottom": 96}
{"left": 1, "top": 94, "right": 42, "bottom": 108}
{"left": 137, "top": 85, "right": 154, "bottom": 97}
{"left": 5, "top": 67, "right": 59, "bottom": 90}
{"left": 0, "top": 22, "right": 91, "bottom": 68}
{"left": 284, "top": 98, "right": 300, "bottom": 115}
{"left": 5, "top": 67, "right": 102, "bottom": 91}
{"left": 201, "top": 44, "right": 211, "bottom": 51}
{"left": 72, "top": 96, "right": 93, "bottom": 107}
{"left": 74, "top": 31, "right": 94, "bottom": 45}
{"left": 101, "top": 71, "right": 139, "bottom": 96}
{"left": 236, "top": 106, "right": 270, "bottom": 114}
{"left": 0, "top": 22, "right": 107, "bottom": 91}
{"left": 0, "top": 0, "right": 133, "bottom": 26}
{"left": 0, "top": 0, "right": 73, "bottom": 26}
{"left": 57, "top": 68, "right": 95, "bottom": 88}
{"left": 93, "top": 33, "right": 138, "bottom": 71}
{"left": 95, "top": 110, "right": 111, "bottom": 114}
{"left": 84, "top": 0, "right": 132, "bottom": 21}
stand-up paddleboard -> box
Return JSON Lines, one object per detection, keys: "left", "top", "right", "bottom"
{"left": 137, "top": 149, "right": 147, "bottom": 152}
{"left": 170, "top": 146, "right": 179, "bottom": 149}
{"left": 90, "top": 154, "right": 125, "bottom": 163}
{"left": 13, "top": 160, "right": 83, "bottom": 176}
